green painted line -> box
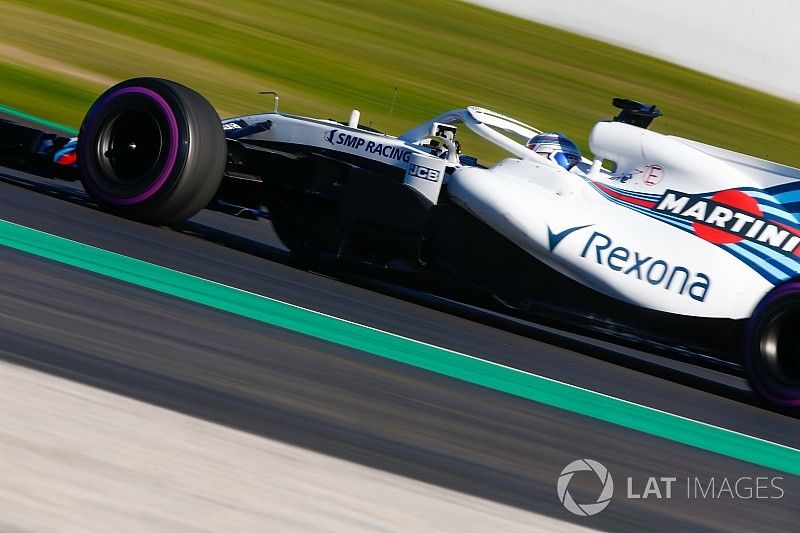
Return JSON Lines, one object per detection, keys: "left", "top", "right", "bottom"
{"left": 0, "top": 104, "right": 78, "bottom": 135}
{"left": 1, "top": 217, "right": 799, "bottom": 475}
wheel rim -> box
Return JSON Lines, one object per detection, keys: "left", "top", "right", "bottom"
{"left": 759, "top": 306, "right": 800, "bottom": 388}
{"left": 96, "top": 108, "right": 164, "bottom": 185}
{"left": 81, "top": 85, "right": 181, "bottom": 206}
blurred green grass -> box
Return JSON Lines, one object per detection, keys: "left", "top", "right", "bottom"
{"left": 1, "top": 0, "right": 798, "bottom": 165}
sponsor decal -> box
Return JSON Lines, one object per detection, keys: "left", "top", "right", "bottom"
{"left": 407, "top": 163, "right": 441, "bottom": 182}
{"left": 580, "top": 230, "right": 710, "bottom": 301}
{"left": 589, "top": 179, "right": 800, "bottom": 283}
{"left": 609, "top": 173, "right": 633, "bottom": 183}
{"left": 222, "top": 122, "right": 242, "bottom": 131}
{"left": 547, "top": 224, "right": 593, "bottom": 251}
{"left": 324, "top": 129, "right": 412, "bottom": 163}
{"left": 324, "top": 128, "right": 338, "bottom": 145}
{"left": 643, "top": 164, "right": 664, "bottom": 186}
{"left": 609, "top": 164, "right": 665, "bottom": 186}
{"left": 655, "top": 189, "right": 800, "bottom": 255}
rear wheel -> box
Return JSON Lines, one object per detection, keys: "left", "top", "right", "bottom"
{"left": 78, "top": 77, "right": 226, "bottom": 224}
{"left": 745, "top": 282, "right": 800, "bottom": 406}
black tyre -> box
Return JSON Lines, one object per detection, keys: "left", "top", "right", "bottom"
{"left": 744, "top": 282, "right": 800, "bottom": 406}
{"left": 78, "top": 77, "right": 226, "bottom": 224}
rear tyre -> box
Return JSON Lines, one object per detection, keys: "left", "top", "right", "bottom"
{"left": 78, "top": 77, "right": 226, "bottom": 225}
{"left": 745, "top": 282, "right": 800, "bottom": 406}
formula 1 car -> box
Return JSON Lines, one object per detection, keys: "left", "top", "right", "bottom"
{"left": 2, "top": 77, "right": 799, "bottom": 406}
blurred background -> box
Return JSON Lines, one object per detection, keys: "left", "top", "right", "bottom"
{"left": 1, "top": 0, "right": 799, "bottom": 165}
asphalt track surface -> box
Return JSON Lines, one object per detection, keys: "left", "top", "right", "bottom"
{"left": 1, "top": 144, "right": 800, "bottom": 528}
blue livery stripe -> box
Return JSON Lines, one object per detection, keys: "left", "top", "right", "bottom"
{"left": 737, "top": 241, "right": 800, "bottom": 277}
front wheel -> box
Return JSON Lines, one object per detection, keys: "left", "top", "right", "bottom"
{"left": 744, "top": 282, "right": 800, "bottom": 406}
{"left": 78, "top": 77, "right": 226, "bottom": 225}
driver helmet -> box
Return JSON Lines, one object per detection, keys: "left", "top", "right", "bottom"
{"left": 526, "top": 132, "right": 581, "bottom": 170}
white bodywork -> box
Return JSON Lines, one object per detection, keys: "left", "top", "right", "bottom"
{"left": 225, "top": 107, "right": 800, "bottom": 320}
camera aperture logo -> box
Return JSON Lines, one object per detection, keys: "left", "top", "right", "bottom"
{"left": 557, "top": 459, "right": 786, "bottom": 517}
{"left": 557, "top": 459, "right": 614, "bottom": 516}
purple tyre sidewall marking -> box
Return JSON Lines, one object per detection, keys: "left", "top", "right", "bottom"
{"left": 83, "top": 86, "right": 180, "bottom": 205}
{"left": 745, "top": 281, "right": 800, "bottom": 406}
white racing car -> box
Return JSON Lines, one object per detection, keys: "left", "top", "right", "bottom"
{"left": 2, "top": 77, "right": 799, "bottom": 406}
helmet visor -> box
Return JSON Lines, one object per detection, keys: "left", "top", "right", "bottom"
{"left": 551, "top": 151, "right": 580, "bottom": 170}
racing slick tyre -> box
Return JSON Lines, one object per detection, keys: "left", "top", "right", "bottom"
{"left": 744, "top": 281, "right": 800, "bottom": 406}
{"left": 78, "top": 77, "right": 226, "bottom": 224}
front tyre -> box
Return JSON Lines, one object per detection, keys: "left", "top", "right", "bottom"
{"left": 78, "top": 77, "right": 226, "bottom": 225}
{"left": 745, "top": 282, "right": 800, "bottom": 406}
